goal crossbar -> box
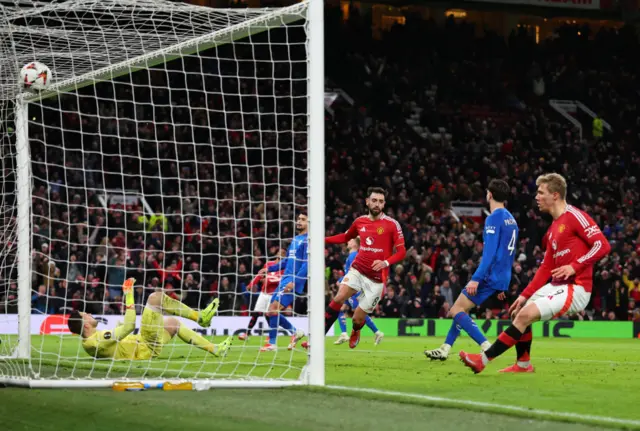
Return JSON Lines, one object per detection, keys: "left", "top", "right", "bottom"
{"left": 12, "top": 2, "right": 307, "bottom": 102}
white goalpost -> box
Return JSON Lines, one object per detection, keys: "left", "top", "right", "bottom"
{"left": 0, "top": 0, "right": 325, "bottom": 389}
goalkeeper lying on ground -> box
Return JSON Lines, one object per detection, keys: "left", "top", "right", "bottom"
{"left": 67, "top": 278, "right": 232, "bottom": 360}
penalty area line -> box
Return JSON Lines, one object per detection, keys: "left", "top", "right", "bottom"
{"left": 325, "top": 385, "right": 640, "bottom": 428}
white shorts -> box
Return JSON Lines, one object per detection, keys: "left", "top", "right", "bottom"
{"left": 341, "top": 267, "right": 383, "bottom": 313}
{"left": 528, "top": 283, "right": 590, "bottom": 321}
{"left": 254, "top": 292, "right": 272, "bottom": 314}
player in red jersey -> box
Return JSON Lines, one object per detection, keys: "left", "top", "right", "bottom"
{"left": 323, "top": 187, "right": 406, "bottom": 348}
{"left": 237, "top": 248, "right": 286, "bottom": 341}
{"left": 460, "top": 173, "right": 611, "bottom": 374}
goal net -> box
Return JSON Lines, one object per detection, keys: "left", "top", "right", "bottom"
{"left": 0, "top": 0, "right": 325, "bottom": 389}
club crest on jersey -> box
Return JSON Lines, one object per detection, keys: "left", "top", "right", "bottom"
{"left": 559, "top": 224, "right": 566, "bottom": 233}
{"left": 104, "top": 331, "right": 112, "bottom": 340}
{"left": 365, "top": 236, "right": 374, "bottom": 246}
{"left": 377, "top": 227, "right": 384, "bottom": 235}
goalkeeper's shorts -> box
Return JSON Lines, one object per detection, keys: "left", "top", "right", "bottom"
{"left": 137, "top": 307, "right": 171, "bottom": 359}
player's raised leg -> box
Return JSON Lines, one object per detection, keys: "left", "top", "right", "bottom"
{"left": 144, "top": 314, "right": 231, "bottom": 358}
{"left": 324, "top": 282, "right": 359, "bottom": 335}
{"left": 425, "top": 289, "right": 490, "bottom": 361}
{"left": 146, "top": 290, "right": 219, "bottom": 328}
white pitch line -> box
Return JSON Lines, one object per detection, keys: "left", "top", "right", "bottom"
{"left": 326, "top": 385, "right": 640, "bottom": 428}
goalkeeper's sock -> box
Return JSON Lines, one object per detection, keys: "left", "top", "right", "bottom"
{"left": 364, "top": 316, "right": 378, "bottom": 333}
{"left": 268, "top": 315, "right": 279, "bottom": 345}
{"left": 444, "top": 320, "right": 462, "bottom": 347}
{"left": 454, "top": 311, "right": 488, "bottom": 346}
{"left": 515, "top": 325, "right": 533, "bottom": 367}
{"left": 247, "top": 312, "right": 262, "bottom": 330}
{"left": 177, "top": 324, "right": 217, "bottom": 355}
{"left": 324, "top": 301, "right": 342, "bottom": 334}
{"left": 338, "top": 312, "right": 347, "bottom": 334}
{"left": 162, "top": 294, "right": 199, "bottom": 322}
{"left": 483, "top": 325, "right": 522, "bottom": 364}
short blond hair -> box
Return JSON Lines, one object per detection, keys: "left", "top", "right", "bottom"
{"left": 536, "top": 173, "right": 567, "bottom": 200}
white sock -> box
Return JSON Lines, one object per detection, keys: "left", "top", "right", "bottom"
{"left": 441, "top": 343, "right": 451, "bottom": 353}
{"left": 517, "top": 360, "right": 531, "bottom": 368}
{"left": 480, "top": 341, "right": 491, "bottom": 351}
{"left": 481, "top": 352, "right": 489, "bottom": 366}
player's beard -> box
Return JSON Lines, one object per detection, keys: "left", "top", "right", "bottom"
{"left": 368, "top": 206, "right": 381, "bottom": 217}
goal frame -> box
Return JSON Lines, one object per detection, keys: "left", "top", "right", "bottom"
{"left": 3, "top": 0, "right": 325, "bottom": 389}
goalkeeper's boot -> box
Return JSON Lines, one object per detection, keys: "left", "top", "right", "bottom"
{"left": 214, "top": 336, "right": 232, "bottom": 358}
{"left": 198, "top": 298, "right": 220, "bottom": 328}
{"left": 374, "top": 331, "right": 385, "bottom": 346}
{"left": 499, "top": 363, "right": 535, "bottom": 373}
{"left": 424, "top": 344, "right": 450, "bottom": 361}
{"left": 334, "top": 333, "right": 349, "bottom": 345}
{"left": 287, "top": 329, "right": 305, "bottom": 351}
{"left": 238, "top": 332, "right": 249, "bottom": 341}
{"left": 349, "top": 329, "right": 361, "bottom": 349}
{"left": 301, "top": 341, "right": 310, "bottom": 350}
{"left": 459, "top": 351, "right": 486, "bottom": 374}
{"left": 260, "top": 343, "right": 277, "bottom": 352}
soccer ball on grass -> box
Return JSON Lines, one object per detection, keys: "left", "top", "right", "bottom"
{"left": 20, "top": 61, "right": 52, "bottom": 91}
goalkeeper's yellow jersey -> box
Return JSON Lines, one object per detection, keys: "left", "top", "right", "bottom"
{"left": 81, "top": 308, "right": 157, "bottom": 360}
{"left": 82, "top": 331, "right": 144, "bottom": 360}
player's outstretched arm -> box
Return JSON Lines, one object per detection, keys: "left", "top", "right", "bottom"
{"left": 112, "top": 278, "right": 137, "bottom": 340}
{"left": 326, "top": 223, "right": 358, "bottom": 244}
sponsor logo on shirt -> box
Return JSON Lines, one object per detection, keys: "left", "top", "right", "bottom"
{"left": 553, "top": 249, "right": 570, "bottom": 259}
{"left": 485, "top": 225, "right": 496, "bottom": 234}
{"left": 365, "top": 237, "right": 374, "bottom": 245}
{"left": 584, "top": 225, "right": 601, "bottom": 238}
{"left": 360, "top": 246, "right": 384, "bottom": 253}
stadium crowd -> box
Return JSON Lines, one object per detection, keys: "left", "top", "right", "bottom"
{"left": 1, "top": 8, "right": 639, "bottom": 324}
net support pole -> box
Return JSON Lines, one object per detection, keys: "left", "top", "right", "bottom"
{"left": 306, "top": 0, "right": 325, "bottom": 387}
{"left": 14, "top": 97, "right": 32, "bottom": 360}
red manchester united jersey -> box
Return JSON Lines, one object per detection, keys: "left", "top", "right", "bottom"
{"left": 341, "top": 215, "right": 405, "bottom": 283}
{"left": 522, "top": 205, "right": 611, "bottom": 298}
{"left": 248, "top": 261, "right": 283, "bottom": 294}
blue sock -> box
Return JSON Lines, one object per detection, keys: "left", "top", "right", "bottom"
{"left": 444, "top": 321, "right": 462, "bottom": 347}
{"left": 454, "top": 311, "right": 488, "bottom": 346}
{"left": 268, "top": 315, "right": 278, "bottom": 345}
{"left": 338, "top": 312, "right": 347, "bottom": 333}
{"left": 364, "top": 316, "right": 378, "bottom": 333}
{"left": 278, "top": 314, "right": 295, "bottom": 332}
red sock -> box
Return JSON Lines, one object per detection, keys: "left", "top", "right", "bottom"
{"left": 324, "top": 300, "right": 343, "bottom": 334}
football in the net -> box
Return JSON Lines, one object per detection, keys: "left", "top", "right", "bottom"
{"left": 20, "top": 61, "right": 52, "bottom": 91}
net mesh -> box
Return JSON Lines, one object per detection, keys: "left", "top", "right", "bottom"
{"left": 0, "top": 0, "right": 312, "bottom": 384}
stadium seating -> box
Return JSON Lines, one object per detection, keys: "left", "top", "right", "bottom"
{"left": 2, "top": 8, "right": 639, "bottom": 323}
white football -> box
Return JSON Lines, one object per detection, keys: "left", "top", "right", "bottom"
{"left": 20, "top": 61, "right": 52, "bottom": 91}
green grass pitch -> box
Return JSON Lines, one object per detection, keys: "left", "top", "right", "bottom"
{"left": 2, "top": 335, "right": 640, "bottom": 430}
